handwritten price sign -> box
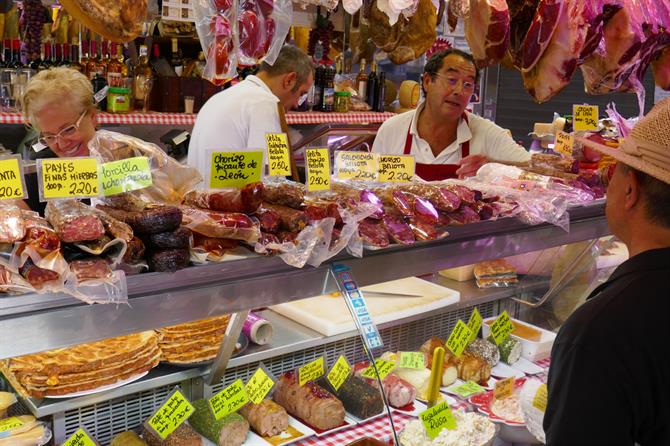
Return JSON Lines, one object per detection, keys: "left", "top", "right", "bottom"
{"left": 334, "top": 151, "right": 379, "bottom": 181}
{"left": 467, "top": 308, "right": 482, "bottom": 343}
{"left": 298, "top": 357, "right": 325, "bottom": 386}
{"left": 38, "top": 157, "right": 100, "bottom": 200}
{"left": 450, "top": 381, "right": 485, "bottom": 399}
{"left": 494, "top": 377, "right": 514, "bottom": 400}
{"left": 446, "top": 320, "right": 473, "bottom": 358}
{"left": 266, "top": 133, "right": 291, "bottom": 176}
{"left": 62, "top": 428, "right": 98, "bottom": 446}
{"left": 101, "top": 156, "right": 152, "bottom": 196}
{"left": 420, "top": 401, "right": 457, "bottom": 439}
{"left": 490, "top": 311, "right": 515, "bottom": 345}
{"left": 533, "top": 384, "right": 548, "bottom": 412}
{"left": 378, "top": 155, "right": 415, "bottom": 182}
{"left": 0, "top": 417, "right": 24, "bottom": 433}
{"left": 573, "top": 104, "right": 599, "bottom": 131}
{"left": 361, "top": 359, "right": 396, "bottom": 380}
{"left": 554, "top": 131, "right": 574, "bottom": 157}
{"left": 209, "top": 151, "right": 263, "bottom": 188}
{"left": 399, "top": 352, "right": 425, "bottom": 370}
{"left": 246, "top": 367, "right": 275, "bottom": 404}
{"left": 209, "top": 379, "right": 249, "bottom": 420}
{"left": 327, "top": 355, "right": 351, "bottom": 391}
{"left": 147, "top": 389, "right": 195, "bottom": 440}
{"left": 305, "top": 148, "right": 331, "bottom": 191}
{"left": 0, "top": 157, "right": 25, "bottom": 200}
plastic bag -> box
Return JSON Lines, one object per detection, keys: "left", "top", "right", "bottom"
{"left": 45, "top": 200, "right": 105, "bottom": 244}
{"left": 88, "top": 130, "right": 203, "bottom": 205}
{"left": 62, "top": 259, "right": 128, "bottom": 305}
{"left": 239, "top": 0, "right": 292, "bottom": 67}
{"left": 181, "top": 206, "right": 261, "bottom": 243}
{"left": 0, "top": 204, "right": 26, "bottom": 244}
{"left": 183, "top": 183, "right": 263, "bottom": 214}
{"left": 193, "top": 0, "right": 239, "bottom": 84}
{"left": 261, "top": 177, "right": 306, "bottom": 209}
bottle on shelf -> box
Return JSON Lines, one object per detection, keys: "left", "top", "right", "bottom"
{"left": 134, "top": 44, "right": 154, "bottom": 111}
{"left": 9, "top": 40, "right": 22, "bottom": 68}
{"left": 321, "top": 65, "right": 335, "bottom": 113}
{"left": 312, "top": 65, "right": 324, "bottom": 111}
{"left": 376, "top": 71, "right": 386, "bottom": 112}
{"left": 0, "top": 40, "right": 9, "bottom": 68}
{"left": 60, "top": 43, "right": 70, "bottom": 66}
{"left": 366, "top": 60, "right": 378, "bottom": 111}
{"left": 170, "top": 38, "right": 183, "bottom": 76}
{"left": 50, "top": 43, "right": 58, "bottom": 66}
{"left": 356, "top": 59, "right": 368, "bottom": 102}
{"left": 28, "top": 49, "right": 41, "bottom": 71}
{"left": 80, "top": 40, "right": 90, "bottom": 77}
{"left": 86, "top": 40, "right": 99, "bottom": 78}
{"left": 106, "top": 43, "right": 126, "bottom": 87}
{"left": 68, "top": 40, "right": 83, "bottom": 72}
{"left": 91, "top": 72, "right": 108, "bottom": 111}
{"left": 100, "top": 40, "right": 111, "bottom": 73}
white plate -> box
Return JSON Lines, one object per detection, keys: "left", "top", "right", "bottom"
{"left": 491, "top": 362, "right": 526, "bottom": 379}
{"left": 200, "top": 416, "right": 316, "bottom": 446}
{"left": 392, "top": 399, "right": 427, "bottom": 417}
{"left": 347, "top": 410, "right": 388, "bottom": 425}
{"left": 45, "top": 372, "right": 148, "bottom": 399}
{"left": 511, "top": 357, "right": 545, "bottom": 375}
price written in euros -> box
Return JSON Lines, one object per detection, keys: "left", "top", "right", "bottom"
{"left": 327, "top": 355, "right": 351, "bottom": 391}
{"left": 299, "top": 357, "right": 325, "bottom": 386}
{"left": 399, "top": 352, "right": 425, "bottom": 369}
{"left": 0, "top": 158, "right": 24, "bottom": 200}
{"left": 209, "top": 379, "right": 249, "bottom": 420}
{"left": 266, "top": 133, "right": 291, "bottom": 176}
{"left": 245, "top": 367, "right": 275, "bottom": 404}
{"left": 40, "top": 158, "right": 100, "bottom": 199}
{"left": 147, "top": 389, "right": 194, "bottom": 440}
{"left": 209, "top": 151, "right": 262, "bottom": 188}
{"left": 467, "top": 308, "right": 483, "bottom": 343}
{"left": 305, "top": 148, "right": 331, "bottom": 191}
{"left": 378, "top": 155, "right": 415, "bottom": 182}
{"left": 572, "top": 104, "right": 599, "bottom": 131}
{"left": 361, "top": 359, "right": 396, "bottom": 380}
{"left": 445, "top": 320, "right": 473, "bottom": 357}
{"left": 334, "top": 151, "right": 379, "bottom": 181}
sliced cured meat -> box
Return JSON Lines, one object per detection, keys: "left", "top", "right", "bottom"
{"left": 463, "top": 0, "right": 511, "bottom": 68}
{"left": 303, "top": 203, "right": 343, "bottom": 225}
{"left": 46, "top": 200, "right": 105, "bottom": 243}
{"left": 147, "top": 248, "right": 189, "bottom": 272}
{"left": 95, "top": 210, "right": 134, "bottom": 243}
{"left": 260, "top": 203, "right": 308, "bottom": 232}
{"left": 239, "top": 399, "right": 289, "bottom": 437}
{"left": 123, "top": 237, "right": 146, "bottom": 264}
{"left": 19, "top": 259, "right": 60, "bottom": 286}
{"left": 409, "top": 216, "right": 441, "bottom": 240}
{"left": 183, "top": 183, "right": 263, "bottom": 214}
{"left": 145, "top": 227, "right": 192, "bottom": 249}
{"left": 518, "top": 0, "right": 563, "bottom": 71}
{"left": 359, "top": 218, "right": 390, "bottom": 248}
{"left": 397, "top": 184, "right": 461, "bottom": 212}
{"left": 446, "top": 205, "right": 482, "bottom": 224}
{"left": 70, "top": 258, "right": 113, "bottom": 280}
{"left": 382, "top": 214, "right": 415, "bottom": 245}
{"left": 192, "top": 234, "right": 238, "bottom": 256}
{"left": 256, "top": 207, "right": 282, "bottom": 233}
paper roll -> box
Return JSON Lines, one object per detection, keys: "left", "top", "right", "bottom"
{"left": 243, "top": 312, "right": 274, "bottom": 345}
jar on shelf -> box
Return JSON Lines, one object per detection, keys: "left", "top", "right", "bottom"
{"left": 334, "top": 91, "right": 351, "bottom": 113}
{"left": 107, "top": 87, "right": 131, "bottom": 113}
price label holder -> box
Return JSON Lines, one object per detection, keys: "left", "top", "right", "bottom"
{"left": 0, "top": 155, "right": 27, "bottom": 200}
{"left": 327, "top": 355, "right": 352, "bottom": 392}
{"left": 245, "top": 364, "right": 276, "bottom": 404}
{"left": 298, "top": 356, "right": 325, "bottom": 386}
{"left": 334, "top": 151, "right": 379, "bottom": 181}
{"left": 209, "top": 151, "right": 263, "bottom": 188}
{"left": 62, "top": 427, "right": 99, "bottom": 446}
{"left": 37, "top": 157, "right": 100, "bottom": 201}
{"left": 361, "top": 359, "right": 396, "bottom": 380}
{"left": 420, "top": 400, "right": 457, "bottom": 439}
{"left": 450, "top": 381, "right": 485, "bottom": 398}
{"left": 494, "top": 377, "right": 514, "bottom": 400}
{"left": 573, "top": 104, "right": 599, "bottom": 131}
{"left": 145, "top": 387, "right": 195, "bottom": 440}
{"left": 100, "top": 156, "right": 153, "bottom": 196}
{"left": 209, "top": 379, "right": 249, "bottom": 420}
{"left": 399, "top": 351, "right": 425, "bottom": 369}
{"left": 266, "top": 133, "right": 291, "bottom": 176}
{"left": 305, "top": 148, "right": 331, "bottom": 191}
{"left": 445, "top": 320, "right": 473, "bottom": 358}
{"left": 467, "top": 308, "right": 482, "bottom": 343}
{"left": 554, "top": 131, "right": 574, "bottom": 157}
{"left": 532, "top": 383, "right": 548, "bottom": 412}
{"left": 378, "top": 155, "right": 415, "bottom": 182}
{"left": 0, "top": 417, "right": 24, "bottom": 435}
{"left": 490, "top": 311, "right": 515, "bottom": 346}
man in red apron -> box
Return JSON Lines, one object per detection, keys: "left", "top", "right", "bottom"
{"left": 372, "top": 49, "right": 530, "bottom": 181}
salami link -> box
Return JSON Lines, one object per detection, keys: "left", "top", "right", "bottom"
{"left": 45, "top": 200, "right": 105, "bottom": 243}
{"left": 183, "top": 183, "right": 263, "bottom": 214}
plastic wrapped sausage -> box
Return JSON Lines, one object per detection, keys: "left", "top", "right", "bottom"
{"left": 0, "top": 205, "right": 26, "bottom": 243}
{"left": 145, "top": 227, "right": 192, "bottom": 249}
{"left": 259, "top": 203, "right": 308, "bottom": 233}
{"left": 45, "top": 200, "right": 105, "bottom": 243}
{"left": 183, "top": 183, "right": 263, "bottom": 214}
{"left": 96, "top": 204, "right": 182, "bottom": 235}
{"left": 181, "top": 206, "right": 260, "bottom": 243}
{"left": 261, "top": 180, "right": 305, "bottom": 209}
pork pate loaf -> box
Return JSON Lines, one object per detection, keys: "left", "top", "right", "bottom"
{"left": 272, "top": 371, "right": 345, "bottom": 430}
{"left": 239, "top": 399, "right": 289, "bottom": 437}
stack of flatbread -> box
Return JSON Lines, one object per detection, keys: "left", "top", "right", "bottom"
{"left": 0, "top": 331, "right": 159, "bottom": 398}
{"left": 157, "top": 315, "right": 231, "bottom": 364}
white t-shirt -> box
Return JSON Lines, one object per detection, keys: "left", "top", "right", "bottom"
{"left": 371, "top": 102, "right": 531, "bottom": 164}
{"left": 187, "top": 75, "right": 283, "bottom": 182}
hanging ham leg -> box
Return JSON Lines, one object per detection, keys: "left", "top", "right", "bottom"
{"left": 518, "top": 0, "right": 564, "bottom": 71}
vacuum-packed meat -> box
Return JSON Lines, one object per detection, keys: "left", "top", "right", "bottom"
{"left": 46, "top": 200, "right": 105, "bottom": 243}
{"left": 19, "top": 258, "right": 60, "bottom": 286}
{"left": 239, "top": 399, "right": 289, "bottom": 437}
{"left": 70, "top": 258, "right": 113, "bottom": 280}
{"left": 446, "top": 205, "right": 482, "bottom": 225}
{"left": 192, "top": 234, "right": 238, "bottom": 257}
{"left": 181, "top": 207, "right": 259, "bottom": 243}
{"left": 183, "top": 183, "right": 263, "bottom": 214}
{"left": 261, "top": 181, "right": 305, "bottom": 209}
{"left": 272, "top": 371, "right": 345, "bottom": 430}
{"left": 95, "top": 210, "right": 134, "bottom": 243}
{"left": 0, "top": 205, "right": 26, "bottom": 243}
{"left": 358, "top": 218, "right": 390, "bottom": 248}
{"left": 96, "top": 205, "right": 182, "bottom": 235}
{"left": 382, "top": 214, "right": 415, "bottom": 245}
{"left": 260, "top": 203, "right": 308, "bottom": 233}
{"left": 123, "top": 237, "right": 146, "bottom": 264}
{"left": 146, "top": 227, "right": 191, "bottom": 249}
{"left": 317, "top": 375, "right": 384, "bottom": 420}
{"left": 256, "top": 207, "right": 281, "bottom": 233}
{"left": 147, "top": 248, "right": 189, "bottom": 272}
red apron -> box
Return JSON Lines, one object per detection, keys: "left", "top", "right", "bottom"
{"left": 404, "top": 113, "right": 470, "bottom": 181}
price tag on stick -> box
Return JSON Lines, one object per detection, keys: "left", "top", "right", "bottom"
{"left": 361, "top": 359, "right": 396, "bottom": 380}
{"left": 209, "top": 151, "right": 263, "bottom": 188}
{"left": 266, "top": 133, "right": 291, "bottom": 176}
{"left": 420, "top": 401, "right": 457, "bottom": 439}
{"left": 305, "top": 148, "right": 331, "bottom": 191}
{"left": 209, "top": 379, "right": 249, "bottom": 420}
{"left": 0, "top": 156, "right": 26, "bottom": 200}
{"left": 298, "top": 357, "right": 325, "bottom": 386}
{"left": 573, "top": 104, "right": 599, "bottom": 131}
{"left": 38, "top": 157, "right": 100, "bottom": 201}
{"left": 245, "top": 365, "right": 275, "bottom": 404}
{"left": 445, "top": 320, "right": 473, "bottom": 357}
{"left": 146, "top": 388, "right": 195, "bottom": 440}
{"left": 378, "top": 155, "right": 415, "bottom": 182}
{"left": 467, "top": 308, "right": 482, "bottom": 343}
{"left": 100, "top": 156, "right": 152, "bottom": 196}
{"left": 62, "top": 428, "right": 99, "bottom": 446}
{"left": 327, "top": 355, "right": 352, "bottom": 391}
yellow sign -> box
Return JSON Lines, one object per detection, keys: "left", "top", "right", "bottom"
{"left": 490, "top": 311, "right": 515, "bottom": 346}
{"left": 445, "top": 320, "right": 473, "bottom": 358}
{"left": 327, "top": 355, "right": 351, "bottom": 392}
{"left": 209, "top": 151, "right": 263, "bottom": 188}
{"left": 399, "top": 352, "right": 425, "bottom": 370}
{"left": 554, "top": 131, "right": 574, "bottom": 157}
{"left": 334, "top": 151, "right": 379, "bottom": 181}
{"left": 40, "top": 157, "right": 99, "bottom": 199}
{"left": 100, "top": 156, "right": 153, "bottom": 197}
{"left": 62, "top": 428, "right": 97, "bottom": 446}
{"left": 361, "top": 359, "right": 396, "bottom": 380}
{"left": 532, "top": 384, "right": 548, "bottom": 412}
{"left": 494, "top": 377, "right": 515, "bottom": 400}
{"left": 266, "top": 133, "right": 291, "bottom": 176}
{"left": 573, "top": 104, "right": 599, "bottom": 131}
{"left": 305, "top": 148, "right": 331, "bottom": 191}
{"left": 420, "top": 400, "right": 457, "bottom": 439}
{"left": 0, "top": 417, "right": 23, "bottom": 433}
{"left": 147, "top": 389, "right": 195, "bottom": 440}
{"left": 0, "top": 158, "right": 24, "bottom": 200}
{"left": 467, "top": 308, "right": 482, "bottom": 343}
{"left": 378, "top": 155, "right": 415, "bottom": 182}
{"left": 245, "top": 367, "right": 275, "bottom": 404}
{"left": 299, "top": 357, "right": 325, "bottom": 387}
{"left": 450, "top": 381, "right": 485, "bottom": 398}
{"left": 209, "top": 379, "right": 250, "bottom": 420}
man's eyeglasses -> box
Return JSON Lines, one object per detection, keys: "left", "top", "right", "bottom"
{"left": 431, "top": 72, "right": 476, "bottom": 92}
{"left": 38, "top": 109, "right": 88, "bottom": 147}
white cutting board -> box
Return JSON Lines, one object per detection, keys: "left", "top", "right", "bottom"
{"left": 271, "top": 277, "right": 460, "bottom": 336}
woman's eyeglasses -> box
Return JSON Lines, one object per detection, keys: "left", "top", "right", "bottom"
{"left": 38, "top": 109, "right": 88, "bottom": 146}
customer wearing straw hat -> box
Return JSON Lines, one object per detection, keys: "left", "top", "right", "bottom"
{"left": 544, "top": 98, "right": 670, "bottom": 445}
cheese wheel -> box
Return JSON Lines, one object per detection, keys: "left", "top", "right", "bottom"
{"left": 399, "top": 81, "right": 421, "bottom": 108}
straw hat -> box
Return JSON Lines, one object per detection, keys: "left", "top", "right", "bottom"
{"left": 578, "top": 97, "right": 670, "bottom": 185}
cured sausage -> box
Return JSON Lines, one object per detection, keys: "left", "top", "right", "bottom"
{"left": 192, "top": 234, "right": 238, "bottom": 257}
{"left": 358, "top": 218, "right": 390, "bottom": 248}
{"left": 260, "top": 203, "right": 308, "bottom": 233}
{"left": 181, "top": 207, "right": 259, "bottom": 243}
{"left": 256, "top": 207, "right": 282, "bottom": 233}
{"left": 45, "top": 200, "right": 105, "bottom": 243}
{"left": 261, "top": 182, "right": 305, "bottom": 209}
{"left": 123, "top": 237, "right": 146, "bottom": 264}
{"left": 0, "top": 205, "right": 26, "bottom": 243}
{"left": 146, "top": 227, "right": 191, "bottom": 249}
{"left": 183, "top": 183, "right": 263, "bottom": 214}
{"left": 19, "top": 259, "right": 60, "bottom": 286}
{"left": 147, "top": 248, "right": 189, "bottom": 272}
{"left": 96, "top": 205, "right": 182, "bottom": 235}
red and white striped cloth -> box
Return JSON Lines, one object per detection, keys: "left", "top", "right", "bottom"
{"left": 0, "top": 111, "right": 395, "bottom": 126}
{"left": 296, "top": 412, "right": 412, "bottom": 446}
